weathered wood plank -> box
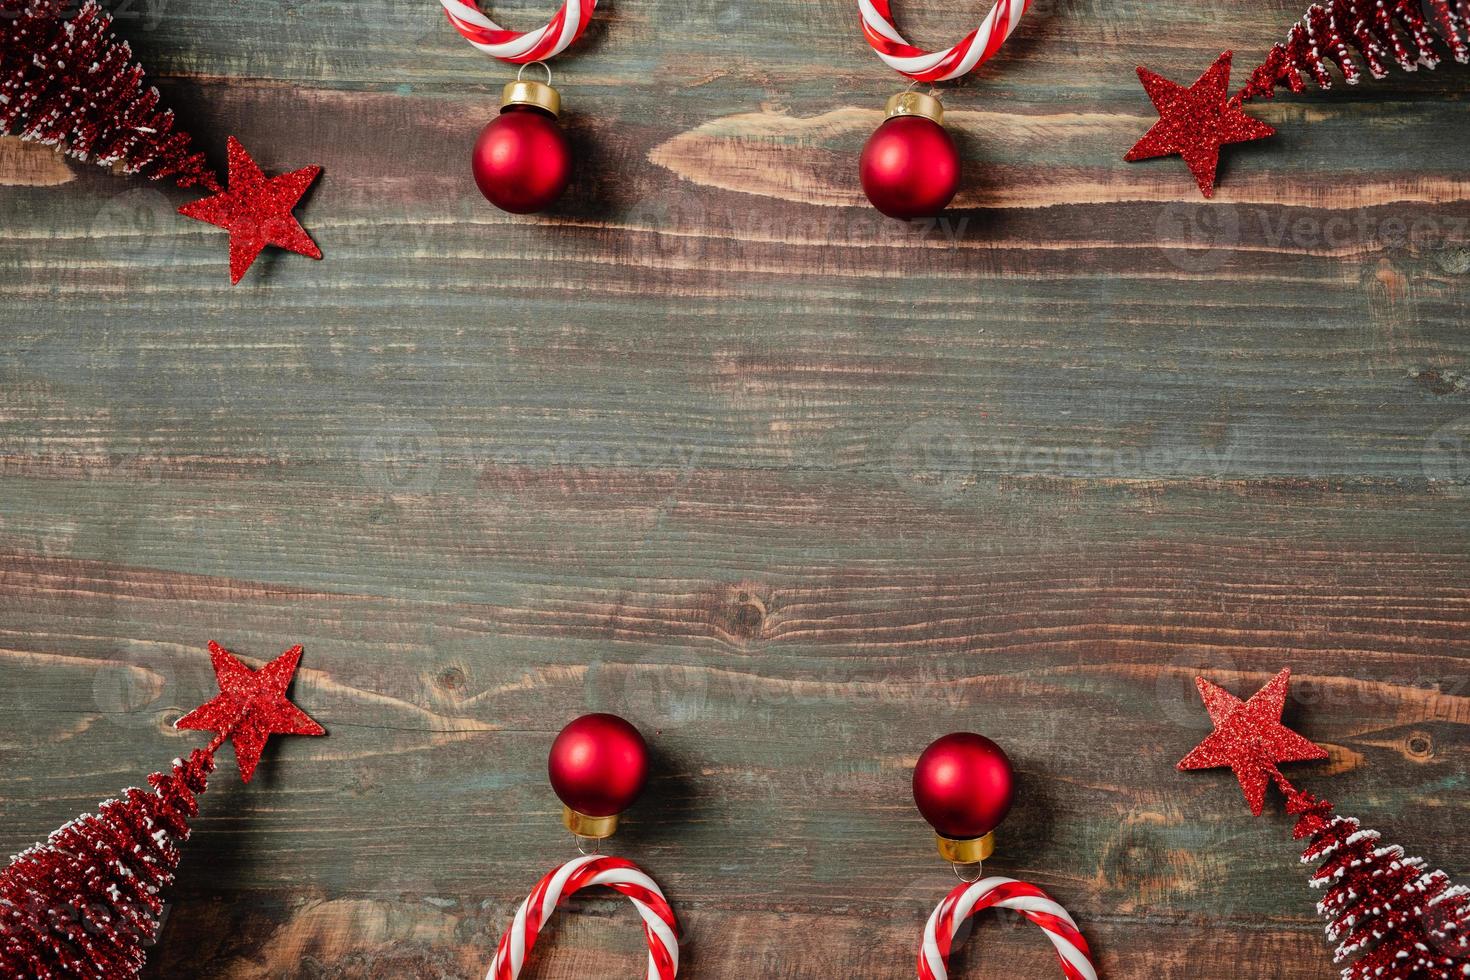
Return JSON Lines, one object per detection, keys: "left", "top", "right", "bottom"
{"left": 1, "top": 0, "right": 1467, "bottom": 971}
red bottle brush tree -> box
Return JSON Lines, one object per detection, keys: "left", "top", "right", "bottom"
{"left": 0, "top": 642, "right": 325, "bottom": 979}
{"left": 1237, "top": 0, "right": 1470, "bottom": 102}
{"left": 0, "top": 0, "right": 219, "bottom": 189}
{"left": 0, "top": 750, "right": 216, "bottom": 978}
{"left": 1179, "top": 669, "right": 1470, "bottom": 979}
{"left": 1289, "top": 789, "right": 1470, "bottom": 979}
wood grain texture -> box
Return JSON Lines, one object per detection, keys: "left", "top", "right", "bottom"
{"left": 1, "top": 0, "right": 1468, "bottom": 973}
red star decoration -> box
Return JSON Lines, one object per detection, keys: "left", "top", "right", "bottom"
{"left": 176, "top": 641, "right": 326, "bottom": 783}
{"left": 1124, "top": 51, "right": 1276, "bottom": 198}
{"left": 178, "top": 137, "right": 322, "bottom": 284}
{"left": 1177, "top": 668, "right": 1328, "bottom": 815}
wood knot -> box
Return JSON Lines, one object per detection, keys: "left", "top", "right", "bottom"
{"left": 435, "top": 666, "right": 467, "bottom": 692}
{"left": 707, "top": 585, "right": 768, "bottom": 642}
{"left": 1406, "top": 730, "right": 1434, "bottom": 761}
{"left": 731, "top": 592, "right": 766, "bottom": 635}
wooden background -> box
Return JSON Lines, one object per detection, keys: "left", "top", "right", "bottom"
{"left": 2, "top": 0, "right": 1468, "bottom": 971}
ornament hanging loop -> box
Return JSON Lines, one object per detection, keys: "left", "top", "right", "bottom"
{"left": 900, "top": 78, "right": 941, "bottom": 101}
{"left": 952, "top": 860, "right": 983, "bottom": 883}
{"left": 517, "top": 60, "right": 553, "bottom": 85}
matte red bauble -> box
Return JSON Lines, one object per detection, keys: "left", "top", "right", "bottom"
{"left": 913, "top": 732, "right": 1015, "bottom": 840}
{"left": 860, "top": 92, "right": 960, "bottom": 220}
{"left": 472, "top": 80, "right": 571, "bottom": 215}
{"left": 549, "top": 713, "right": 649, "bottom": 818}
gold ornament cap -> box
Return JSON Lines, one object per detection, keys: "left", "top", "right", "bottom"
{"left": 563, "top": 805, "right": 619, "bottom": 839}
{"left": 502, "top": 79, "right": 561, "bottom": 118}
{"left": 936, "top": 831, "right": 995, "bottom": 865}
{"left": 885, "top": 90, "right": 944, "bottom": 126}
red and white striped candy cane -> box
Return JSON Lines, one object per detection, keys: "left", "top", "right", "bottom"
{"left": 918, "top": 876, "right": 1097, "bottom": 980}
{"left": 489, "top": 855, "right": 680, "bottom": 980}
{"left": 440, "top": 0, "right": 595, "bottom": 63}
{"left": 859, "top": 0, "right": 1033, "bottom": 82}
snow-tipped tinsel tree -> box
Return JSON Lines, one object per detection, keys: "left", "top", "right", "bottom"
{"left": 0, "top": 749, "right": 215, "bottom": 978}
{"left": 0, "top": 0, "right": 219, "bottom": 188}
{"left": 1288, "top": 788, "right": 1470, "bottom": 979}
{"left": 1236, "top": 0, "right": 1470, "bottom": 102}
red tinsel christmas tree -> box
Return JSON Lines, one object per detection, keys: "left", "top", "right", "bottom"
{"left": 0, "top": 749, "right": 216, "bottom": 978}
{"left": 1288, "top": 789, "right": 1470, "bottom": 979}
{"left": 0, "top": 642, "right": 324, "bottom": 979}
{"left": 1179, "top": 668, "right": 1470, "bottom": 979}
{"left": 0, "top": 0, "right": 219, "bottom": 189}
{"left": 1237, "top": 0, "right": 1470, "bottom": 102}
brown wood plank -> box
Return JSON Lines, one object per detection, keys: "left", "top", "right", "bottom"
{"left": 2, "top": 0, "right": 1468, "bottom": 971}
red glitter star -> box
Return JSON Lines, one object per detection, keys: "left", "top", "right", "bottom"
{"left": 178, "top": 137, "right": 322, "bottom": 284}
{"left": 1124, "top": 51, "right": 1276, "bottom": 198}
{"left": 176, "top": 641, "right": 326, "bottom": 783}
{"left": 1177, "top": 668, "right": 1327, "bottom": 815}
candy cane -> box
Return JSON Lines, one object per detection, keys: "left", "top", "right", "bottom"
{"left": 489, "top": 855, "right": 680, "bottom": 980}
{"left": 441, "top": 0, "right": 596, "bottom": 63}
{"left": 858, "top": 0, "right": 1033, "bottom": 82}
{"left": 918, "top": 877, "right": 1098, "bottom": 980}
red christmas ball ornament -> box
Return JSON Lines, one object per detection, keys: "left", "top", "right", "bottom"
{"left": 914, "top": 732, "right": 1015, "bottom": 863}
{"left": 860, "top": 92, "right": 960, "bottom": 220}
{"left": 548, "top": 713, "right": 649, "bottom": 839}
{"left": 472, "top": 79, "right": 572, "bottom": 215}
